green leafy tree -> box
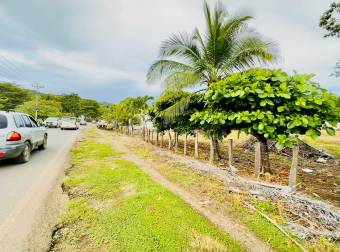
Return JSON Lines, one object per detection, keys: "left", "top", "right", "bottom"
{"left": 0, "top": 82, "right": 31, "bottom": 110}
{"left": 147, "top": 1, "right": 277, "bottom": 117}
{"left": 192, "top": 68, "right": 339, "bottom": 173}
{"left": 80, "top": 99, "right": 101, "bottom": 120}
{"left": 149, "top": 91, "right": 202, "bottom": 134}
{"left": 16, "top": 98, "right": 62, "bottom": 119}
{"left": 320, "top": 2, "right": 340, "bottom": 77}
{"left": 0, "top": 94, "right": 8, "bottom": 109}
{"left": 320, "top": 2, "right": 340, "bottom": 38}
{"left": 61, "top": 93, "right": 81, "bottom": 117}
{"left": 103, "top": 96, "right": 153, "bottom": 126}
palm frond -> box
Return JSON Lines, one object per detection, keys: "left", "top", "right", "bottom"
{"left": 221, "top": 37, "right": 277, "bottom": 74}
{"left": 160, "top": 94, "right": 195, "bottom": 123}
{"left": 160, "top": 32, "right": 201, "bottom": 62}
{"left": 146, "top": 59, "right": 193, "bottom": 83}
{"left": 163, "top": 71, "right": 200, "bottom": 92}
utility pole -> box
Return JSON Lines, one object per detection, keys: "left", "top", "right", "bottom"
{"left": 32, "top": 83, "right": 44, "bottom": 120}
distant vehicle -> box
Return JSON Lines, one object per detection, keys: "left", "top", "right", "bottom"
{"left": 0, "top": 111, "right": 48, "bottom": 163}
{"left": 80, "top": 119, "right": 87, "bottom": 126}
{"left": 97, "top": 120, "right": 108, "bottom": 129}
{"left": 43, "top": 117, "right": 60, "bottom": 128}
{"left": 60, "top": 117, "right": 79, "bottom": 130}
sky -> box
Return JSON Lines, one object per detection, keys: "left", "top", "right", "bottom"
{"left": 0, "top": 0, "right": 339, "bottom": 102}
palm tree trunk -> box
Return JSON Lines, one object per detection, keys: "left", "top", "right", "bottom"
{"left": 160, "top": 132, "right": 164, "bottom": 148}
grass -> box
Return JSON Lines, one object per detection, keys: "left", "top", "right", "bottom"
{"left": 304, "top": 130, "right": 340, "bottom": 158}
{"left": 155, "top": 160, "right": 303, "bottom": 252}
{"left": 52, "top": 128, "right": 244, "bottom": 252}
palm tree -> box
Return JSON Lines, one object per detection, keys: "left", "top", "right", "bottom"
{"left": 147, "top": 1, "right": 278, "bottom": 162}
{"left": 147, "top": 1, "right": 277, "bottom": 110}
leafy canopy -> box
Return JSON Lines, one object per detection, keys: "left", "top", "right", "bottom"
{"left": 102, "top": 96, "right": 153, "bottom": 125}
{"left": 319, "top": 2, "right": 340, "bottom": 38}
{"left": 192, "top": 68, "right": 339, "bottom": 148}
{"left": 16, "top": 98, "right": 62, "bottom": 119}
{"left": 0, "top": 82, "right": 31, "bottom": 110}
{"left": 149, "top": 91, "right": 203, "bottom": 134}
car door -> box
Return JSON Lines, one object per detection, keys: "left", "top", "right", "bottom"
{"left": 28, "top": 116, "right": 44, "bottom": 144}
{"left": 21, "top": 115, "right": 37, "bottom": 147}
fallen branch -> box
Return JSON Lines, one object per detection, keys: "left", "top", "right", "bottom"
{"left": 243, "top": 201, "right": 308, "bottom": 252}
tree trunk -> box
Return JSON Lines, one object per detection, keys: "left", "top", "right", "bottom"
{"left": 168, "top": 130, "right": 172, "bottom": 150}
{"left": 255, "top": 136, "right": 272, "bottom": 174}
{"left": 184, "top": 133, "right": 188, "bottom": 156}
{"left": 209, "top": 137, "right": 220, "bottom": 164}
{"left": 175, "top": 132, "right": 179, "bottom": 149}
{"left": 194, "top": 130, "right": 199, "bottom": 159}
{"left": 160, "top": 132, "right": 164, "bottom": 148}
{"left": 156, "top": 130, "right": 159, "bottom": 146}
{"left": 228, "top": 139, "right": 233, "bottom": 168}
{"left": 209, "top": 138, "right": 215, "bottom": 163}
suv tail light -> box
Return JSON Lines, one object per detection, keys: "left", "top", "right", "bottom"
{"left": 7, "top": 131, "right": 22, "bottom": 141}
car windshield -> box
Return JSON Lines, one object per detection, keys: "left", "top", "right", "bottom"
{"left": 0, "top": 115, "right": 8, "bottom": 129}
{"left": 62, "top": 117, "right": 75, "bottom": 122}
{"left": 45, "top": 117, "right": 58, "bottom": 122}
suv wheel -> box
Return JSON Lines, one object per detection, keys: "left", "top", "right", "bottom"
{"left": 15, "top": 142, "right": 31, "bottom": 163}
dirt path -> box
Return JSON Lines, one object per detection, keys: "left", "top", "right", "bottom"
{"left": 97, "top": 130, "right": 274, "bottom": 252}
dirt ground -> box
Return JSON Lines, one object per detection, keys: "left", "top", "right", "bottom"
{"left": 148, "top": 130, "right": 340, "bottom": 208}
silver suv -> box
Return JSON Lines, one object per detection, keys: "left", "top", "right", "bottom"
{"left": 0, "top": 111, "right": 48, "bottom": 163}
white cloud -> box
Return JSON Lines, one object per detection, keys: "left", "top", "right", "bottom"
{"left": 0, "top": 0, "right": 339, "bottom": 100}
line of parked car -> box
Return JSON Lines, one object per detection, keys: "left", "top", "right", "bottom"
{"left": 43, "top": 117, "right": 87, "bottom": 130}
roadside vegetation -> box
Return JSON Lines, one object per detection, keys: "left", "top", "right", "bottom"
{"left": 51, "top": 128, "right": 243, "bottom": 251}
{"left": 0, "top": 82, "right": 102, "bottom": 120}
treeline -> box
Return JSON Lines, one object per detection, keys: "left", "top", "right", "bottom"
{"left": 0, "top": 82, "right": 101, "bottom": 120}
{"left": 101, "top": 68, "right": 340, "bottom": 180}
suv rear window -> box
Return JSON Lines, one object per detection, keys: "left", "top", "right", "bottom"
{"left": 0, "top": 115, "right": 8, "bottom": 129}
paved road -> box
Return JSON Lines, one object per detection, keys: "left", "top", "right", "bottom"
{"left": 0, "top": 129, "right": 80, "bottom": 226}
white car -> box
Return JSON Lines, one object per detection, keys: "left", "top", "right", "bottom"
{"left": 43, "top": 117, "right": 60, "bottom": 128}
{"left": 60, "top": 117, "right": 79, "bottom": 130}
{"left": 0, "top": 111, "right": 47, "bottom": 163}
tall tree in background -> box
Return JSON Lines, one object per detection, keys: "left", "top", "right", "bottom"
{"left": 16, "top": 98, "right": 62, "bottom": 119}
{"left": 320, "top": 2, "right": 340, "bottom": 77}
{"left": 80, "top": 99, "right": 101, "bottom": 120}
{"left": 147, "top": 1, "right": 277, "bottom": 117}
{"left": 320, "top": 2, "right": 340, "bottom": 38}
{"left": 61, "top": 93, "right": 81, "bottom": 117}
{"left": 0, "top": 83, "right": 31, "bottom": 110}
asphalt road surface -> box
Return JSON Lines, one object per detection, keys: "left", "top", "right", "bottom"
{"left": 0, "top": 127, "right": 82, "bottom": 249}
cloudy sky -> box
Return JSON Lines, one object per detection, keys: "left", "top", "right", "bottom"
{"left": 0, "top": 0, "right": 339, "bottom": 102}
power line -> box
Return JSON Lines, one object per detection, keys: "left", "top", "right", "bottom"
{"left": 0, "top": 55, "right": 27, "bottom": 81}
